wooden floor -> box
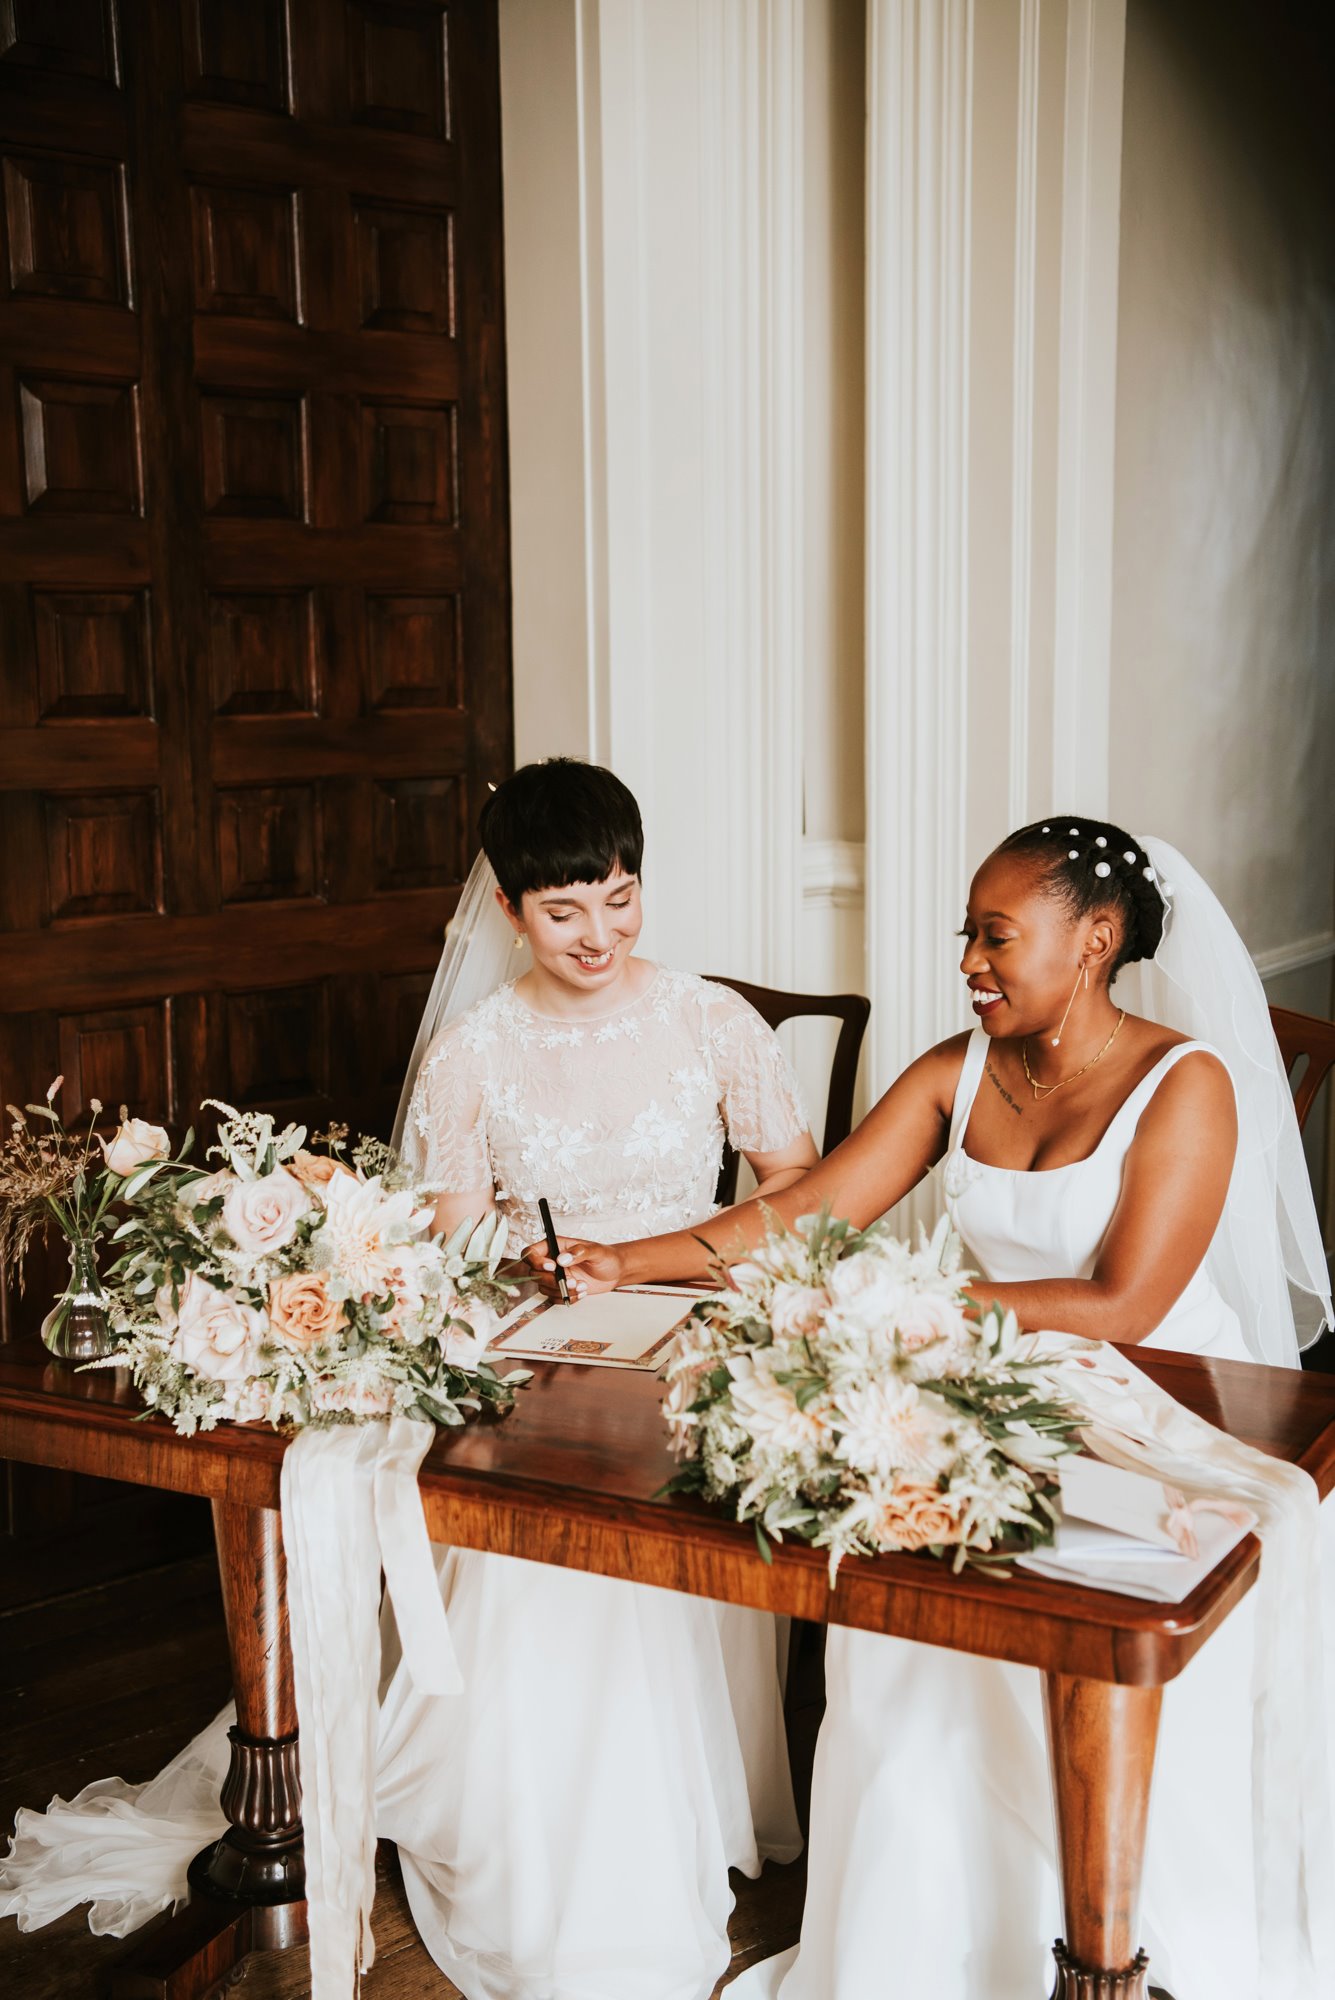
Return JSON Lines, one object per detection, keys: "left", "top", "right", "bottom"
{"left": 1, "top": 1554, "right": 813, "bottom": 1998}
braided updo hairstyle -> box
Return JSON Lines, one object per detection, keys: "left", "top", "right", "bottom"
{"left": 996, "top": 818, "right": 1166, "bottom": 978}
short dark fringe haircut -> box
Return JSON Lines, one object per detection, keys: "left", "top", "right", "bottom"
{"left": 997, "top": 816, "right": 1166, "bottom": 977}
{"left": 479, "top": 759, "right": 645, "bottom": 907}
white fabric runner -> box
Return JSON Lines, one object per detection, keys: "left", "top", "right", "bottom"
{"left": 280, "top": 1416, "right": 459, "bottom": 2000}
{"left": 1034, "top": 1334, "right": 1333, "bottom": 1991}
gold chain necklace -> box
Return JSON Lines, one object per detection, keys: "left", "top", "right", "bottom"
{"left": 1022, "top": 1011, "right": 1126, "bottom": 1100}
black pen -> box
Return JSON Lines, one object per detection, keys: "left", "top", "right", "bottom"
{"left": 538, "top": 1197, "right": 571, "bottom": 1305}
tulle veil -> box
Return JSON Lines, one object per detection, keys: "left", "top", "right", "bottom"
{"left": 1115, "top": 836, "right": 1331, "bottom": 1366}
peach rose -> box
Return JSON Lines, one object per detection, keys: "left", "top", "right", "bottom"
{"left": 222, "top": 1168, "right": 310, "bottom": 1258}
{"left": 268, "top": 1270, "right": 343, "bottom": 1350}
{"left": 876, "top": 1481, "right": 962, "bottom": 1553}
{"left": 168, "top": 1273, "right": 264, "bottom": 1384}
{"left": 290, "top": 1149, "right": 354, "bottom": 1191}
{"left": 101, "top": 1118, "right": 171, "bottom": 1177}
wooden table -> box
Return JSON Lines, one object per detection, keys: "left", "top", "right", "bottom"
{"left": 3, "top": 1339, "right": 1334, "bottom": 2000}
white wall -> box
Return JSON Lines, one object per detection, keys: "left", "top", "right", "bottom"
{"left": 1109, "top": 0, "right": 1335, "bottom": 989}
{"left": 1110, "top": 0, "right": 1335, "bottom": 1223}
{"left": 499, "top": 0, "right": 870, "bottom": 1130}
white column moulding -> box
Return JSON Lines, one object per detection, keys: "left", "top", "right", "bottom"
{"left": 1008, "top": 0, "right": 1041, "bottom": 831}
{"left": 1050, "top": 0, "right": 1128, "bottom": 811}
{"left": 864, "top": 0, "right": 975, "bottom": 1117}
{"left": 571, "top": 0, "right": 805, "bottom": 985}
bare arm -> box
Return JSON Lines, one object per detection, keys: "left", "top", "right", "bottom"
{"left": 431, "top": 1187, "right": 498, "bottom": 1237}
{"left": 526, "top": 1037, "right": 968, "bottom": 1288}
{"left": 744, "top": 1128, "right": 821, "bottom": 1200}
{"left": 964, "top": 1052, "right": 1236, "bottom": 1340}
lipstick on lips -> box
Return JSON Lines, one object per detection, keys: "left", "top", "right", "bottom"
{"left": 970, "top": 986, "right": 1004, "bottom": 1019}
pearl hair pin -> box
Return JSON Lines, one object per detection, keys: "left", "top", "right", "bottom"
{"left": 1094, "top": 861, "right": 1111, "bottom": 877}
{"left": 1068, "top": 849, "right": 1079, "bottom": 860}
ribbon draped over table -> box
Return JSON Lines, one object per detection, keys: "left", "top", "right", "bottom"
{"left": 1035, "top": 1334, "right": 1334, "bottom": 1994}
{"left": 281, "top": 1416, "right": 461, "bottom": 2000}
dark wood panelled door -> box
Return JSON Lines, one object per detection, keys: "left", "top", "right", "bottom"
{"left": 0, "top": 0, "right": 511, "bottom": 1599}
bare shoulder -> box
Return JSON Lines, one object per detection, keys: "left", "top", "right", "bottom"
{"left": 909, "top": 1030, "right": 975, "bottom": 1113}
{"left": 1134, "top": 1037, "right": 1236, "bottom": 1134}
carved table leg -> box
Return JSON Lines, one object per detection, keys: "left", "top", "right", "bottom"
{"left": 1043, "top": 1672, "right": 1168, "bottom": 2000}
{"left": 108, "top": 1503, "right": 307, "bottom": 1998}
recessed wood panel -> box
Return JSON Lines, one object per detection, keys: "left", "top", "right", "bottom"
{"left": 372, "top": 774, "right": 465, "bottom": 891}
{"left": 183, "top": 0, "right": 289, "bottom": 111}
{"left": 226, "top": 981, "right": 327, "bottom": 1105}
{"left": 366, "top": 592, "right": 461, "bottom": 710}
{"left": 361, "top": 401, "right": 456, "bottom": 524}
{"left": 353, "top": 198, "right": 453, "bottom": 333}
{"left": 0, "top": 0, "right": 119, "bottom": 82}
{"left": 378, "top": 968, "right": 432, "bottom": 1085}
{"left": 3, "top": 154, "right": 128, "bottom": 304}
{"left": 200, "top": 392, "right": 305, "bottom": 518}
{"left": 208, "top": 590, "right": 315, "bottom": 715}
{"left": 19, "top": 378, "right": 141, "bottom": 515}
{"left": 43, "top": 789, "right": 161, "bottom": 920}
{"left": 347, "top": 0, "right": 449, "bottom": 139}
{"left": 190, "top": 182, "right": 298, "bottom": 321}
{"left": 216, "top": 783, "right": 320, "bottom": 904}
{"left": 34, "top": 590, "right": 151, "bottom": 719}
{"left": 57, "top": 1002, "right": 171, "bottom": 1123}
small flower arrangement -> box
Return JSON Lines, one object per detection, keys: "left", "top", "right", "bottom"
{"left": 0, "top": 1079, "right": 174, "bottom": 1354}
{"left": 95, "top": 1101, "right": 529, "bottom": 1434}
{"left": 662, "top": 1209, "right": 1083, "bottom": 1579}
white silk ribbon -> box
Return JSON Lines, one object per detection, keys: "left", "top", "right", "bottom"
{"left": 280, "top": 1417, "right": 460, "bottom": 2000}
{"left": 1034, "top": 1335, "right": 1335, "bottom": 1994}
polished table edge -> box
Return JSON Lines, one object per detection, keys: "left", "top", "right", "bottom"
{"left": 3, "top": 1340, "right": 1333, "bottom": 1688}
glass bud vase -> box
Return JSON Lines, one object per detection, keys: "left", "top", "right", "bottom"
{"left": 41, "top": 1233, "right": 115, "bottom": 1362}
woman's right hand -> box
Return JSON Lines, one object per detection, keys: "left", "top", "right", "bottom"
{"left": 519, "top": 1236, "right": 627, "bottom": 1297}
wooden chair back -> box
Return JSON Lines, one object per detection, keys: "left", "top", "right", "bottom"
{"left": 1270, "top": 1005, "right": 1335, "bottom": 1133}
{"left": 704, "top": 976, "right": 871, "bottom": 1206}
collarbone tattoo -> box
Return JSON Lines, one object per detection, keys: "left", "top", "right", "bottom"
{"left": 985, "top": 1058, "right": 1023, "bottom": 1116}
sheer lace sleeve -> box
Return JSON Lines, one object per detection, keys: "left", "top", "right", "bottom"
{"left": 401, "top": 1021, "right": 492, "bottom": 1192}
{"left": 701, "top": 982, "right": 811, "bottom": 1155}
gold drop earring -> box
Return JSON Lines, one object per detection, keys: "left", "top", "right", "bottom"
{"left": 1051, "top": 963, "right": 1088, "bottom": 1048}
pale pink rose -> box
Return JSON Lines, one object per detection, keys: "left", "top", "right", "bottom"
{"left": 769, "top": 1281, "right": 830, "bottom": 1341}
{"left": 168, "top": 1273, "right": 264, "bottom": 1383}
{"left": 309, "top": 1376, "right": 394, "bottom": 1418}
{"left": 222, "top": 1169, "right": 310, "bottom": 1258}
{"left": 101, "top": 1118, "right": 171, "bottom": 1177}
{"left": 896, "top": 1289, "right": 967, "bottom": 1354}
{"left": 290, "top": 1149, "right": 354, "bottom": 1191}
{"left": 826, "top": 1254, "right": 907, "bottom": 1335}
{"left": 440, "top": 1320, "right": 488, "bottom": 1369}
{"left": 268, "top": 1271, "right": 343, "bottom": 1350}
{"left": 183, "top": 1168, "right": 232, "bottom": 1208}
{"left": 876, "top": 1481, "right": 962, "bottom": 1553}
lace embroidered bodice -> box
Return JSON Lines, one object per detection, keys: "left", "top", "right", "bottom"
{"left": 404, "top": 966, "right": 809, "bottom": 1248}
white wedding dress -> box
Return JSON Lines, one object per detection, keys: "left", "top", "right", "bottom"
{"left": 1, "top": 966, "right": 809, "bottom": 2000}
{"left": 733, "top": 1029, "right": 1335, "bottom": 2000}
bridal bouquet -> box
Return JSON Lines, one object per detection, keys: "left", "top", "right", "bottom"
{"left": 97, "top": 1101, "right": 527, "bottom": 1435}
{"left": 662, "top": 1210, "right": 1082, "bottom": 1579}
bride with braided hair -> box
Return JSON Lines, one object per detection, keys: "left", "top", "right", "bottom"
{"left": 534, "top": 815, "right": 1335, "bottom": 2000}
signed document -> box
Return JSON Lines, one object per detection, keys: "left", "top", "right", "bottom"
{"left": 487, "top": 1287, "right": 707, "bottom": 1371}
